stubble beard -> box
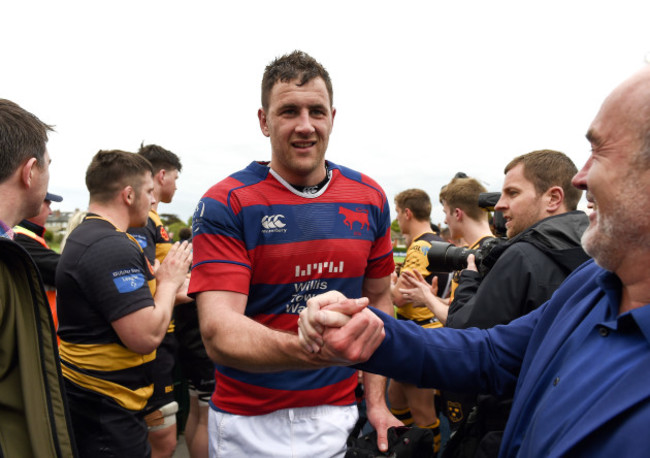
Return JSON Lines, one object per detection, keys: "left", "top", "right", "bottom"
{"left": 582, "top": 187, "right": 650, "bottom": 272}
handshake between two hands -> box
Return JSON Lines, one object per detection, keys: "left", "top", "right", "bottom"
{"left": 297, "top": 290, "right": 386, "bottom": 365}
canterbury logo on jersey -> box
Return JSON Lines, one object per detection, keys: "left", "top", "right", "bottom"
{"left": 261, "top": 214, "right": 287, "bottom": 231}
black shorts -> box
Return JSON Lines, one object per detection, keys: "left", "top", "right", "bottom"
{"left": 174, "top": 301, "right": 215, "bottom": 401}
{"left": 65, "top": 378, "right": 149, "bottom": 457}
{"left": 144, "top": 331, "right": 178, "bottom": 412}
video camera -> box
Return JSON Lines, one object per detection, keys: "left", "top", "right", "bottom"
{"left": 427, "top": 191, "right": 507, "bottom": 276}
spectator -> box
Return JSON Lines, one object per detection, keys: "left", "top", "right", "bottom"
{"left": 14, "top": 191, "right": 64, "bottom": 340}
{"left": 56, "top": 150, "right": 192, "bottom": 457}
{"left": 388, "top": 188, "right": 447, "bottom": 455}
{"left": 446, "top": 150, "right": 589, "bottom": 330}
{"left": 439, "top": 176, "right": 495, "bottom": 303}
{"left": 399, "top": 176, "right": 494, "bottom": 437}
{"left": 0, "top": 98, "right": 76, "bottom": 457}
{"left": 386, "top": 151, "right": 589, "bottom": 454}
{"left": 189, "top": 50, "right": 399, "bottom": 457}
{"left": 300, "top": 64, "right": 650, "bottom": 458}
{"left": 128, "top": 143, "right": 185, "bottom": 458}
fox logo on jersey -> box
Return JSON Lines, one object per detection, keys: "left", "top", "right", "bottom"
{"left": 339, "top": 207, "right": 369, "bottom": 231}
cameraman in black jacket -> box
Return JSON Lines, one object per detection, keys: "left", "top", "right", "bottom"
{"left": 443, "top": 150, "right": 590, "bottom": 458}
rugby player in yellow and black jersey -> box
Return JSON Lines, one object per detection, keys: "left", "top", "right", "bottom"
{"left": 437, "top": 175, "right": 495, "bottom": 432}
{"left": 394, "top": 231, "right": 449, "bottom": 328}
{"left": 400, "top": 176, "right": 495, "bottom": 327}
{"left": 56, "top": 150, "right": 191, "bottom": 457}
{"left": 127, "top": 143, "right": 187, "bottom": 457}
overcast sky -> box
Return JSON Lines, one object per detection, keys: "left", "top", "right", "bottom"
{"left": 2, "top": 1, "right": 649, "bottom": 225}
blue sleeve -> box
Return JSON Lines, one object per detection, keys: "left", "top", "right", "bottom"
{"left": 355, "top": 305, "right": 545, "bottom": 397}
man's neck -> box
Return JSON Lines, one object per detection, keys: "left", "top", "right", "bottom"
{"left": 407, "top": 220, "right": 435, "bottom": 242}
{"left": 617, "top": 258, "right": 650, "bottom": 314}
{"left": 269, "top": 161, "right": 328, "bottom": 188}
{"left": 463, "top": 220, "right": 495, "bottom": 246}
{"left": 152, "top": 185, "right": 162, "bottom": 212}
{"left": 0, "top": 187, "right": 25, "bottom": 228}
{"left": 87, "top": 203, "right": 129, "bottom": 232}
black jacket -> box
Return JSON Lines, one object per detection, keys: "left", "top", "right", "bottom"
{"left": 447, "top": 211, "right": 590, "bottom": 330}
{"left": 441, "top": 211, "right": 590, "bottom": 458}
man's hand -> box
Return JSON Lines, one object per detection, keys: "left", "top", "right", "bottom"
{"left": 465, "top": 253, "right": 478, "bottom": 272}
{"left": 366, "top": 401, "right": 404, "bottom": 453}
{"left": 317, "top": 308, "right": 385, "bottom": 364}
{"left": 174, "top": 273, "right": 193, "bottom": 306}
{"left": 155, "top": 241, "right": 193, "bottom": 290}
{"left": 399, "top": 269, "right": 435, "bottom": 307}
{"left": 298, "top": 291, "right": 365, "bottom": 352}
{"left": 297, "top": 291, "right": 385, "bottom": 364}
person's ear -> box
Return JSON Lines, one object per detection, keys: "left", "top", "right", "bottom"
{"left": 122, "top": 185, "right": 135, "bottom": 206}
{"left": 156, "top": 169, "right": 166, "bottom": 185}
{"left": 258, "top": 108, "right": 270, "bottom": 137}
{"left": 545, "top": 186, "right": 565, "bottom": 213}
{"left": 20, "top": 157, "right": 38, "bottom": 188}
{"left": 454, "top": 207, "right": 463, "bottom": 221}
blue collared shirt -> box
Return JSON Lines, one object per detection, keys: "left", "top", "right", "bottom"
{"left": 513, "top": 270, "right": 650, "bottom": 456}
{"left": 358, "top": 261, "right": 650, "bottom": 457}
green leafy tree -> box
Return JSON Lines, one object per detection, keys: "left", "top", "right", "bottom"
{"left": 391, "top": 219, "right": 401, "bottom": 234}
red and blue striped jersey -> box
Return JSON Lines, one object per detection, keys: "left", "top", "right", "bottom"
{"left": 188, "top": 161, "right": 394, "bottom": 415}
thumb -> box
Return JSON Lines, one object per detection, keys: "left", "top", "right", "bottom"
{"left": 430, "top": 275, "right": 439, "bottom": 295}
{"left": 376, "top": 427, "right": 389, "bottom": 452}
{"left": 466, "top": 253, "right": 478, "bottom": 271}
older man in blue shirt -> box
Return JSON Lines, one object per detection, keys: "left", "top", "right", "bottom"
{"left": 298, "top": 64, "right": 650, "bottom": 456}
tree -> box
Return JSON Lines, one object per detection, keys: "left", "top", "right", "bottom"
{"left": 159, "top": 213, "right": 182, "bottom": 226}
{"left": 391, "top": 219, "right": 401, "bottom": 234}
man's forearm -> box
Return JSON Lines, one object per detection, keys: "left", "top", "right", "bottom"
{"left": 200, "top": 306, "right": 327, "bottom": 372}
{"left": 364, "top": 371, "right": 389, "bottom": 413}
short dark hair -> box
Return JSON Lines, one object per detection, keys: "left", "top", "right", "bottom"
{"left": 394, "top": 188, "right": 432, "bottom": 221}
{"left": 138, "top": 143, "right": 182, "bottom": 173}
{"left": 261, "top": 50, "right": 333, "bottom": 111}
{"left": 0, "top": 99, "right": 53, "bottom": 183}
{"left": 86, "top": 150, "right": 153, "bottom": 202}
{"left": 505, "top": 149, "right": 582, "bottom": 211}
{"left": 439, "top": 177, "right": 488, "bottom": 222}
{"left": 178, "top": 226, "right": 192, "bottom": 241}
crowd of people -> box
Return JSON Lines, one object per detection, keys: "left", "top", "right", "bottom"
{"left": 0, "top": 50, "right": 649, "bottom": 458}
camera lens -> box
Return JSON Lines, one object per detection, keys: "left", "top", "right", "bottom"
{"left": 426, "top": 242, "right": 476, "bottom": 272}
